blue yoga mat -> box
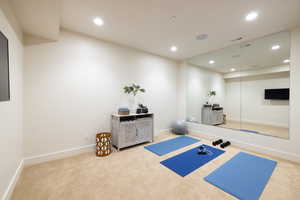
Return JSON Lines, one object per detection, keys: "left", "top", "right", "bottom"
{"left": 204, "top": 152, "right": 277, "bottom": 200}
{"left": 160, "top": 145, "right": 225, "bottom": 177}
{"left": 144, "top": 136, "right": 200, "bottom": 156}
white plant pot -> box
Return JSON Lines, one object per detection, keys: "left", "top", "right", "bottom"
{"left": 208, "top": 96, "right": 215, "bottom": 105}
{"left": 128, "top": 95, "right": 138, "bottom": 113}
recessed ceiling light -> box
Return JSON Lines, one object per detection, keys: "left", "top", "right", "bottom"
{"left": 93, "top": 17, "right": 104, "bottom": 26}
{"left": 245, "top": 12, "right": 258, "bottom": 21}
{"left": 230, "top": 68, "right": 236, "bottom": 72}
{"left": 209, "top": 60, "right": 215, "bottom": 64}
{"left": 170, "top": 46, "right": 178, "bottom": 52}
{"left": 271, "top": 45, "right": 280, "bottom": 50}
{"left": 283, "top": 59, "right": 290, "bottom": 63}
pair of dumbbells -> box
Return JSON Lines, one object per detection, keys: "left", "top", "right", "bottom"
{"left": 212, "top": 139, "right": 231, "bottom": 149}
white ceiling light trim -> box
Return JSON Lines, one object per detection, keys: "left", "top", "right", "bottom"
{"left": 271, "top": 44, "right": 280, "bottom": 50}
{"left": 209, "top": 60, "right": 215, "bottom": 64}
{"left": 245, "top": 11, "right": 258, "bottom": 21}
{"left": 230, "top": 68, "right": 236, "bottom": 72}
{"left": 93, "top": 17, "right": 104, "bottom": 26}
{"left": 170, "top": 46, "right": 178, "bottom": 52}
{"left": 283, "top": 59, "right": 290, "bottom": 63}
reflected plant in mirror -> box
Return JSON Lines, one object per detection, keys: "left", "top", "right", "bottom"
{"left": 185, "top": 31, "right": 290, "bottom": 139}
{"left": 207, "top": 90, "right": 216, "bottom": 104}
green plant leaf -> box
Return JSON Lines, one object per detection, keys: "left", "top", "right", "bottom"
{"left": 123, "top": 84, "right": 146, "bottom": 95}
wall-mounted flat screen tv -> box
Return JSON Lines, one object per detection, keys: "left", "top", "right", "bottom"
{"left": 0, "top": 31, "right": 9, "bottom": 102}
{"left": 264, "top": 88, "right": 289, "bottom": 100}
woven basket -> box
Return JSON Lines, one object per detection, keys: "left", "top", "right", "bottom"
{"left": 96, "top": 132, "right": 112, "bottom": 157}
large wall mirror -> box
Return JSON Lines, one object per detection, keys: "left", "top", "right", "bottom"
{"left": 185, "top": 31, "right": 290, "bottom": 139}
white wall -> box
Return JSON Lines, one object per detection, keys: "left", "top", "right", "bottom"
{"left": 225, "top": 73, "right": 290, "bottom": 127}
{"left": 185, "top": 63, "right": 225, "bottom": 122}
{"left": 176, "top": 62, "right": 187, "bottom": 120}
{"left": 183, "top": 28, "right": 300, "bottom": 163}
{"left": 23, "top": 30, "right": 179, "bottom": 157}
{"left": 0, "top": 8, "right": 23, "bottom": 200}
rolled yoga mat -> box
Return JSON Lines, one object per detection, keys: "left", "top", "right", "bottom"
{"left": 204, "top": 152, "right": 277, "bottom": 200}
{"left": 144, "top": 136, "right": 200, "bottom": 156}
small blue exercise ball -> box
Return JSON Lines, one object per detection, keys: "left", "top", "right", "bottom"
{"left": 171, "top": 120, "right": 188, "bottom": 135}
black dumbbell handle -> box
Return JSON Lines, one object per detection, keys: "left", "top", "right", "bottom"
{"left": 212, "top": 139, "right": 223, "bottom": 146}
{"left": 220, "top": 141, "right": 231, "bottom": 148}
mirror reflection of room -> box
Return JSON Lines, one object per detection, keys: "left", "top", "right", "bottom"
{"left": 186, "top": 31, "right": 290, "bottom": 139}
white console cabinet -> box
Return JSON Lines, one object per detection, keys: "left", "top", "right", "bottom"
{"left": 111, "top": 113, "right": 154, "bottom": 150}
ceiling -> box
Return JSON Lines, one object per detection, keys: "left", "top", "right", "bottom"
{"left": 9, "top": 0, "right": 300, "bottom": 60}
{"left": 11, "top": 0, "right": 60, "bottom": 40}
{"left": 188, "top": 31, "right": 291, "bottom": 73}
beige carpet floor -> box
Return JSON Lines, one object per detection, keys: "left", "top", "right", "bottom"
{"left": 218, "top": 120, "right": 289, "bottom": 139}
{"left": 12, "top": 133, "right": 300, "bottom": 200}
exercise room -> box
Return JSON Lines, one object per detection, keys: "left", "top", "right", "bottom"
{"left": 0, "top": 1, "right": 300, "bottom": 200}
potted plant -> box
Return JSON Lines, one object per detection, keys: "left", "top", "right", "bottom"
{"left": 207, "top": 90, "right": 216, "bottom": 104}
{"left": 123, "top": 84, "right": 145, "bottom": 112}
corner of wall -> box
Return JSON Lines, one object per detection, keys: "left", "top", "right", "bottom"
{"left": 1, "top": 160, "right": 24, "bottom": 200}
{"left": 177, "top": 62, "right": 187, "bottom": 120}
{"left": 0, "top": 0, "right": 23, "bottom": 43}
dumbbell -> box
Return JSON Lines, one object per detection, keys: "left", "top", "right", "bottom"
{"left": 220, "top": 141, "right": 231, "bottom": 149}
{"left": 198, "top": 145, "right": 207, "bottom": 155}
{"left": 212, "top": 139, "right": 223, "bottom": 146}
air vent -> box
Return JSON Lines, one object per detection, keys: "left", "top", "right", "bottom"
{"left": 231, "top": 37, "right": 243, "bottom": 42}
{"left": 240, "top": 43, "right": 251, "bottom": 48}
{"left": 170, "top": 16, "right": 176, "bottom": 22}
{"left": 196, "top": 34, "right": 208, "bottom": 40}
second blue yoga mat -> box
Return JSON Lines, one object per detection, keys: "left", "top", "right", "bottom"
{"left": 204, "top": 152, "right": 277, "bottom": 200}
{"left": 144, "top": 136, "right": 200, "bottom": 156}
{"left": 160, "top": 145, "right": 225, "bottom": 177}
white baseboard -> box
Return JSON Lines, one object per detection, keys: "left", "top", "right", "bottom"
{"left": 190, "top": 129, "right": 300, "bottom": 163}
{"left": 2, "top": 159, "right": 24, "bottom": 200}
{"left": 155, "top": 128, "right": 171, "bottom": 136}
{"left": 24, "top": 129, "right": 170, "bottom": 166}
{"left": 227, "top": 118, "right": 289, "bottom": 128}
{"left": 23, "top": 144, "right": 96, "bottom": 166}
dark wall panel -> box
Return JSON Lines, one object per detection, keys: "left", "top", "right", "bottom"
{"left": 0, "top": 31, "right": 9, "bottom": 101}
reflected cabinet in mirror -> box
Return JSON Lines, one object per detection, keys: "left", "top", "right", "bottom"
{"left": 186, "top": 31, "right": 290, "bottom": 139}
